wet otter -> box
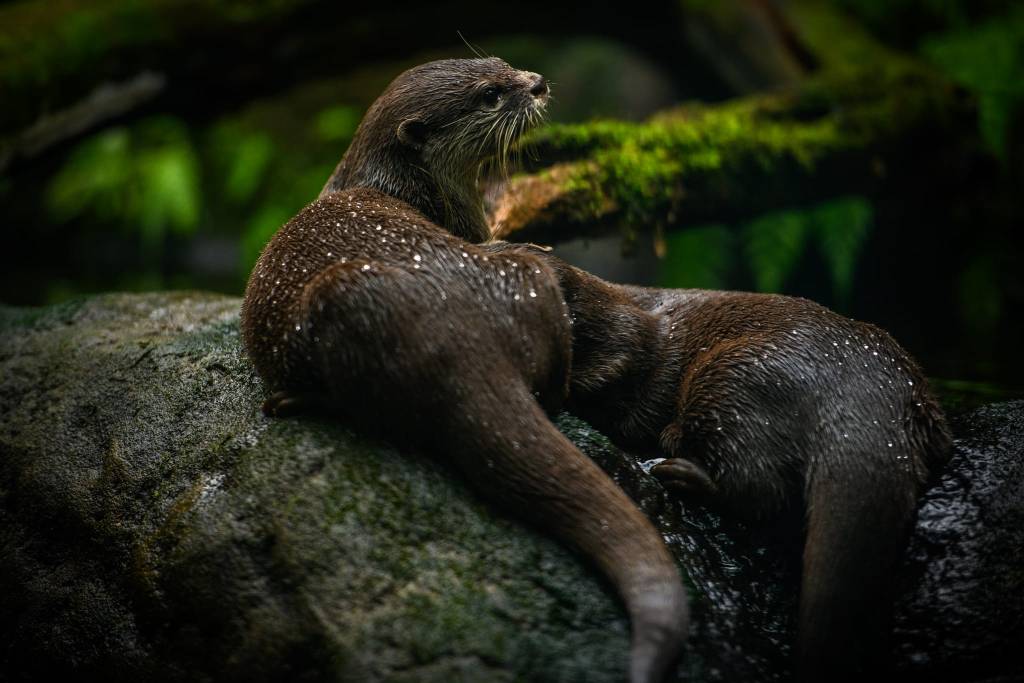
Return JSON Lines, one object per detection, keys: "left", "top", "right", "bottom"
{"left": 240, "top": 58, "right": 687, "bottom": 683}
{"left": 500, "top": 256, "right": 953, "bottom": 681}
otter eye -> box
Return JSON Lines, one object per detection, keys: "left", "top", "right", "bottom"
{"left": 481, "top": 85, "right": 502, "bottom": 107}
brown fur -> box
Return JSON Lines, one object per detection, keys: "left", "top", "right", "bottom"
{"left": 495, "top": 250, "right": 953, "bottom": 681}
{"left": 241, "top": 58, "right": 687, "bottom": 683}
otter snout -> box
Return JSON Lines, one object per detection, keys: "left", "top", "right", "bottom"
{"left": 530, "top": 75, "right": 549, "bottom": 98}
{"left": 518, "top": 71, "right": 548, "bottom": 101}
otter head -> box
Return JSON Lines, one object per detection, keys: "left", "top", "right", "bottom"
{"left": 322, "top": 57, "right": 549, "bottom": 243}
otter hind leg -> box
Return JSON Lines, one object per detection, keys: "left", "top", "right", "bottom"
{"left": 650, "top": 458, "right": 718, "bottom": 499}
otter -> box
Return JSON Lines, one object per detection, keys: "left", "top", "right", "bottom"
{"left": 240, "top": 58, "right": 688, "bottom": 683}
{"left": 487, "top": 253, "right": 953, "bottom": 681}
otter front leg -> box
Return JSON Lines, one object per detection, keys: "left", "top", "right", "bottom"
{"left": 262, "top": 390, "right": 328, "bottom": 418}
{"left": 650, "top": 458, "right": 718, "bottom": 500}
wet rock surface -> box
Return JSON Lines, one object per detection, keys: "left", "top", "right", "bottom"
{"left": 1, "top": 292, "right": 1021, "bottom": 682}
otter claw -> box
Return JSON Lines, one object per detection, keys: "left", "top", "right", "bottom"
{"left": 262, "top": 391, "right": 320, "bottom": 418}
{"left": 651, "top": 458, "right": 718, "bottom": 498}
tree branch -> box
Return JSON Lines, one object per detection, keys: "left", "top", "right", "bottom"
{"left": 489, "top": 2, "right": 975, "bottom": 244}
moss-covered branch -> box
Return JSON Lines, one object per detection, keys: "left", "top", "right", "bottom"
{"left": 490, "top": 2, "right": 974, "bottom": 243}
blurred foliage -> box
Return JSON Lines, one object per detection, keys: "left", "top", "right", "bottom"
{"left": 744, "top": 211, "right": 807, "bottom": 294}
{"left": 658, "top": 225, "right": 735, "bottom": 289}
{"left": 832, "top": 0, "right": 1019, "bottom": 43}
{"left": 48, "top": 117, "right": 201, "bottom": 251}
{"left": 919, "top": 7, "right": 1024, "bottom": 158}
{"left": 44, "top": 92, "right": 360, "bottom": 276}
{"left": 0, "top": 0, "right": 317, "bottom": 132}
{"left": 811, "top": 197, "right": 872, "bottom": 305}
{"left": 831, "top": 0, "right": 1024, "bottom": 159}
{"left": 2, "top": 11, "right": 1020, "bottom": 383}
{"left": 957, "top": 252, "right": 1003, "bottom": 334}
{"left": 660, "top": 197, "right": 872, "bottom": 307}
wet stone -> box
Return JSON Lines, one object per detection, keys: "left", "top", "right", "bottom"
{"left": 0, "top": 293, "right": 1021, "bottom": 683}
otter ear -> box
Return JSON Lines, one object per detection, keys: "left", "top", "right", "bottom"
{"left": 397, "top": 117, "right": 428, "bottom": 150}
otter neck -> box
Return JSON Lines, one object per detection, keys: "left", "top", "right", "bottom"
{"left": 321, "top": 141, "right": 490, "bottom": 244}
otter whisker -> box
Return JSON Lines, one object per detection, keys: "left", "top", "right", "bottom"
{"left": 478, "top": 110, "right": 506, "bottom": 160}
{"left": 440, "top": 109, "right": 482, "bottom": 130}
{"left": 456, "top": 30, "right": 484, "bottom": 59}
{"left": 498, "top": 110, "right": 515, "bottom": 179}
{"left": 489, "top": 110, "right": 514, "bottom": 179}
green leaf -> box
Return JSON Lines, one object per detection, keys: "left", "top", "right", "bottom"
{"left": 743, "top": 210, "right": 807, "bottom": 293}
{"left": 224, "top": 132, "right": 274, "bottom": 203}
{"left": 921, "top": 8, "right": 1024, "bottom": 159}
{"left": 136, "top": 143, "right": 201, "bottom": 241}
{"left": 809, "top": 196, "right": 872, "bottom": 306}
{"left": 658, "top": 225, "right": 735, "bottom": 289}
{"left": 47, "top": 117, "right": 201, "bottom": 249}
{"left": 315, "top": 105, "right": 361, "bottom": 142}
{"left": 47, "top": 128, "right": 132, "bottom": 223}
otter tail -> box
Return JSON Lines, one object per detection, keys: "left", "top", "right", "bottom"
{"left": 442, "top": 381, "right": 689, "bottom": 683}
{"left": 797, "top": 450, "right": 922, "bottom": 682}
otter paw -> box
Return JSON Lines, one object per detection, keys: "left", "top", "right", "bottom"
{"left": 262, "top": 391, "right": 323, "bottom": 418}
{"left": 651, "top": 458, "right": 718, "bottom": 498}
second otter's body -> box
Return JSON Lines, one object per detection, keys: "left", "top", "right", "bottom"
{"left": 529, "top": 258, "right": 953, "bottom": 681}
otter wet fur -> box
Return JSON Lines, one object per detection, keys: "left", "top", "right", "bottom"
{"left": 240, "top": 58, "right": 688, "bottom": 683}
{"left": 511, "top": 256, "right": 953, "bottom": 681}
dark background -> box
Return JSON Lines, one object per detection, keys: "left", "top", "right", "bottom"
{"left": 1, "top": 0, "right": 1021, "bottom": 396}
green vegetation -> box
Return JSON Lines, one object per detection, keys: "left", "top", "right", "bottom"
{"left": 42, "top": 92, "right": 362, "bottom": 285}
{"left": 1, "top": 0, "right": 1021, "bottom": 383}
{"left": 658, "top": 196, "right": 872, "bottom": 308}
{"left": 920, "top": 7, "right": 1024, "bottom": 158}
{"left": 48, "top": 117, "right": 201, "bottom": 251}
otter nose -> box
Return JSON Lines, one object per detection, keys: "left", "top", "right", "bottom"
{"left": 530, "top": 75, "right": 549, "bottom": 98}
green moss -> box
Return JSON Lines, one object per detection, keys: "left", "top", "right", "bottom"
{"left": 538, "top": 92, "right": 852, "bottom": 226}
{"left": 520, "top": 33, "right": 951, "bottom": 231}
{"left": 499, "top": 0, "right": 961, "bottom": 237}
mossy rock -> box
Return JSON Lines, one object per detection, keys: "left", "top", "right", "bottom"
{"left": 0, "top": 292, "right": 1020, "bottom": 682}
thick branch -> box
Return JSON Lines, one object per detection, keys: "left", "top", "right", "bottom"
{"left": 490, "top": 3, "right": 975, "bottom": 243}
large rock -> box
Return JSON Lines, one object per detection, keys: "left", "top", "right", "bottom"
{"left": 0, "top": 292, "right": 1021, "bottom": 682}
